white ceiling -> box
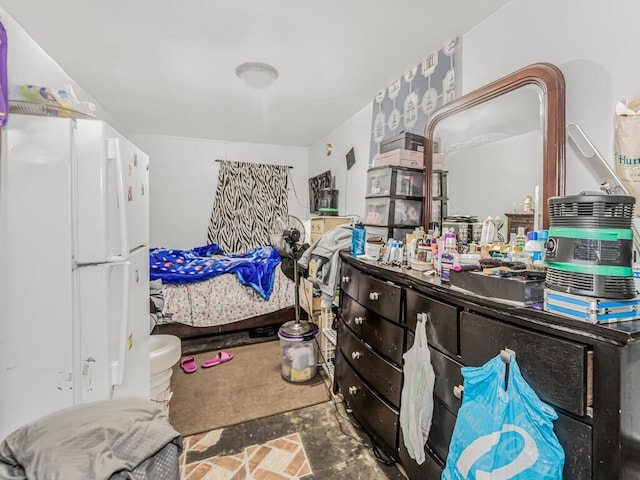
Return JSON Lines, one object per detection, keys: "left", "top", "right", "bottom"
{"left": 1, "top": 0, "right": 509, "bottom": 146}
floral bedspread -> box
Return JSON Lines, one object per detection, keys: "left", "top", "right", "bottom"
{"left": 161, "top": 267, "right": 295, "bottom": 327}
{"left": 150, "top": 244, "right": 281, "bottom": 300}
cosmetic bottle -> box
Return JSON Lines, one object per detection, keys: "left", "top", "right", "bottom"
{"left": 440, "top": 233, "right": 459, "bottom": 283}
{"left": 524, "top": 231, "right": 544, "bottom": 266}
{"left": 515, "top": 227, "right": 527, "bottom": 248}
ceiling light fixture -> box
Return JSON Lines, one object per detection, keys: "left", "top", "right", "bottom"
{"left": 235, "top": 62, "right": 279, "bottom": 89}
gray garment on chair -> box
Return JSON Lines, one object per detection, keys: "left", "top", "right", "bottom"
{"left": 0, "top": 398, "right": 182, "bottom": 480}
{"left": 298, "top": 223, "right": 353, "bottom": 309}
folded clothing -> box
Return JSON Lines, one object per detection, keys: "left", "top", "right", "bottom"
{"left": 0, "top": 398, "right": 182, "bottom": 480}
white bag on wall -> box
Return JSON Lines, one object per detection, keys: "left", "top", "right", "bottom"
{"left": 615, "top": 96, "right": 640, "bottom": 203}
{"left": 399, "top": 313, "right": 436, "bottom": 465}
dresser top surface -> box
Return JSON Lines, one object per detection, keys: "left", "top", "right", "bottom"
{"left": 340, "top": 253, "right": 640, "bottom": 344}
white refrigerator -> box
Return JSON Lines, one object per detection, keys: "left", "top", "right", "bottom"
{"left": 0, "top": 114, "right": 150, "bottom": 439}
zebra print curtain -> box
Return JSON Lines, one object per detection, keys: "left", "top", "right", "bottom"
{"left": 207, "top": 161, "right": 289, "bottom": 253}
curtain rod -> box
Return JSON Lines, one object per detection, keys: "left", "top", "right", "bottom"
{"left": 215, "top": 159, "right": 293, "bottom": 169}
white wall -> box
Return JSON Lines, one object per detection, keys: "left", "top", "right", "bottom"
{"left": 326, "top": 0, "right": 640, "bottom": 216}
{"left": 462, "top": 0, "right": 640, "bottom": 196}
{"left": 308, "top": 102, "right": 373, "bottom": 221}
{"left": 129, "top": 134, "right": 309, "bottom": 249}
{"left": 0, "top": 7, "right": 124, "bottom": 132}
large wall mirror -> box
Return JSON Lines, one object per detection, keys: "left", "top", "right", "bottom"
{"left": 424, "top": 63, "right": 566, "bottom": 241}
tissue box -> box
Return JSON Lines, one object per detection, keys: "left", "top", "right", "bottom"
{"left": 373, "top": 149, "right": 424, "bottom": 168}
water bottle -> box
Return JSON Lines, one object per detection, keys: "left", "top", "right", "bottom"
{"left": 351, "top": 223, "right": 366, "bottom": 256}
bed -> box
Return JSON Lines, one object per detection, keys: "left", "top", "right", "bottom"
{"left": 149, "top": 244, "right": 296, "bottom": 340}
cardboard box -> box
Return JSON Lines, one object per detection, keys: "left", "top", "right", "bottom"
{"left": 300, "top": 277, "right": 321, "bottom": 315}
{"left": 373, "top": 148, "right": 424, "bottom": 168}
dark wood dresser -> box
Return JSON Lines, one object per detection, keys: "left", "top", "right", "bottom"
{"left": 335, "top": 253, "right": 640, "bottom": 479}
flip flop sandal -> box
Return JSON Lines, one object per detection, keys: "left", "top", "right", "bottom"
{"left": 180, "top": 355, "right": 197, "bottom": 374}
{"left": 201, "top": 351, "right": 234, "bottom": 368}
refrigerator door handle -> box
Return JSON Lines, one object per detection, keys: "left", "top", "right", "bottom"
{"left": 110, "top": 259, "right": 131, "bottom": 386}
{"left": 106, "top": 137, "right": 129, "bottom": 262}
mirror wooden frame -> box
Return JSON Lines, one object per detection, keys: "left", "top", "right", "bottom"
{"left": 423, "top": 62, "right": 566, "bottom": 230}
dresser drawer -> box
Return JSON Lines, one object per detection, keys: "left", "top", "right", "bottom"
{"left": 340, "top": 294, "right": 404, "bottom": 365}
{"left": 406, "top": 289, "right": 459, "bottom": 356}
{"left": 460, "top": 312, "right": 589, "bottom": 416}
{"left": 426, "top": 398, "right": 457, "bottom": 464}
{"left": 340, "top": 262, "right": 360, "bottom": 303}
{"left": 430, "top": 348, "right": 464, "bottom": 415}
{"left": 335, "top": 350, "right": 398, "bottom": 457}
{"left": 338, "top": 320, "right": 402, "bottom": 407}
{"left": 555, "top": 411, "right": 592, "bottom": 479}
{"left": 358, "top": 274, "right": 402, "bottom": 321}
{"left": 398, "top": 441, "right": 444, "bottom": 479}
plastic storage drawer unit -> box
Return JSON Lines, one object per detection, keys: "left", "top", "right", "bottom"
{"left": 365, "top": 197, "right": 422, "bottom": 227}
{"left": 366, "top": 166, "right": 424, "bottom": 198}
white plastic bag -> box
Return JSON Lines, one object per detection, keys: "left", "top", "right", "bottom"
{"left": 400, "top": 313, "right": 436, "bottom": 465}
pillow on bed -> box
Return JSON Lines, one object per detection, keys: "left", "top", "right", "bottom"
{"left": 0, "top": 398, "right": 182, "bottom": 480}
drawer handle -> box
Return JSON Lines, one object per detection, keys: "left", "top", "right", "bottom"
{"left": 342, "top": 276, "right": 351, "bottom": 284}
{"left": 453, "top": 384, "right": 464, "bottom": 400}
{"left": 369, "top": 291, "right": 380, "bottom": 301}
{"left": 354, "top": 316, "right": 365, "bottom": 325}
{"left": 351, "top": 351, "right": 362, "bottom": 360}
{"left": 348, "top": 386, "right": 359, "bottom": 396}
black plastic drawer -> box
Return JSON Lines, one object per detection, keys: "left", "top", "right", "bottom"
{"left": 338, "top": 319, "right": 402, "bottom": 407}
{"left": 406, "top": 289, "right": 459, "bottom": 356}
{"left": 335, "top": 349, "right": 398, "bottom": 457}
{"left": 460, "top": 311, "right": 589, "bottom": 417}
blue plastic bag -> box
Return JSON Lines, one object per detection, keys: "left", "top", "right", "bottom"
{"left": 442, "top": 353, "right": 564, "bottom": 479}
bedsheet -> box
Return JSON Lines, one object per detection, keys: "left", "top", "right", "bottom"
{"left": 161, "top": 267, "right": 295, "bottom": 328}
{"left": 150, "top": 244, "right": 281, "bottom": 300}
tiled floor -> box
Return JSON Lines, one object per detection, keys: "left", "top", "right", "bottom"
{"left": 182, "top": 432, "right": 311, "bottom": 479}
{"left": 178, "top": 400, "right": 405, "bottom": 480}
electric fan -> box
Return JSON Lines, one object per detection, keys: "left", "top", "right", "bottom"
{"left": 270, "top": 215, "right": 319, "bottom": 383}
{"left": 269, "top": 215, "right": 313, "bottom": 334}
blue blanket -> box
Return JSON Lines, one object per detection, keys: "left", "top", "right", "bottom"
{"left": 149, "top": 244, "right": 282, "bottom": 300}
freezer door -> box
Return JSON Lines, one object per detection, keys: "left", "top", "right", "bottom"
{"left": 75, "top": 120, "right": 149, "bottom": 264}
{"left": 0, "top": 115, "right": 75, "bottom": 439}
{"left": 120, "top": 136, "right": 149, "bottom": 252}
{"left": 76, "top": 247, "right": 150, "bottom": 403}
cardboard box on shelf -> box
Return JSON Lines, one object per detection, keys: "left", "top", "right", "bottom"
{"left": 299, "top": 277, "right": 321, "bottom": 315}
